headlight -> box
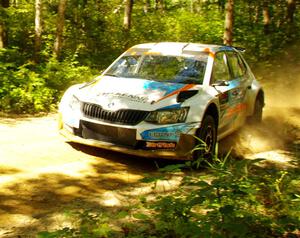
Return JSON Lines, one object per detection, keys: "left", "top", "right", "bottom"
{"left": 69, "top": 95, "right": 81, "bottom": 111}
{"left": 145, "top": 107, "right": 189, "bottom": 124}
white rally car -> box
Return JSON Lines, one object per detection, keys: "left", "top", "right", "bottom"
{"left": 58, "top": 42, "right": 264, "bottom": 160}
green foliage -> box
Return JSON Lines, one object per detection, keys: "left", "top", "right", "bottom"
{"left": 136, "top": 156, "right": 300, "bottom": 238}
{"left": 36, "top": 153, "right": 300, "bottom": 238}
{"left": 37, "top": 210, "right": 115, "bottom": 238}
{"left": 41, "top": 59, "right": 94, "bottom": 93}
{"left": 0, "top": 49, "right": 94, "bottom": 113}
{"left": 1, "top": 0, "right": 299, "bottom": 113}
{"left": 0, "top": 60, "right": 56, "bottom": 113}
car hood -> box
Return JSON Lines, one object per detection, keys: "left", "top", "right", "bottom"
{"left": 77, "top": 76, "right": 197, "bottom": 111}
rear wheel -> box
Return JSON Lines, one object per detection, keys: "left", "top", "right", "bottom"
{"left": 249, "top": 97, "right": 263, "bottom": 124}
{"left": 193, "top": 115, "right": 217, "bottom": 161}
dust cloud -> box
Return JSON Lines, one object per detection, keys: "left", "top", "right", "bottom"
{"left": 220, "top": 44, "right": 300, "bottom": 167}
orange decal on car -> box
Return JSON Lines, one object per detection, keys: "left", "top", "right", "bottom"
{"left": 156, "top": 84, "right": 196, "bottom": 103}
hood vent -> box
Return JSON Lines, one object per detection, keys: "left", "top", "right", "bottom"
{"left": 176, "top": 90, "right": 198, "bottom": 103}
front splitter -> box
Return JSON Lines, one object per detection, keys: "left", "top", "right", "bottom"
{"left": 59, "top": 127, "right": 193, "bottom": 160}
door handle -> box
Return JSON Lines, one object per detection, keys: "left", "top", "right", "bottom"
{"left": 232, "top": 90, "right": 239, "bottom": 96}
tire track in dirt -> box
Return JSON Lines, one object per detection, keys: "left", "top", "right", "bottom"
{"left": 0, "top": 115, "right": 176, "bottom": 237}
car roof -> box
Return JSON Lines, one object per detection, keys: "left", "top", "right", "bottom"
{"left": 127, "top": 42, "right": 237, "bottom": 56}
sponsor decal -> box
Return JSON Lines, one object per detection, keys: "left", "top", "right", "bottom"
{"left": 141, "top": 124, "right": 192, "bottom": 141}
{"left": 219, "top": 83, "right": 247, "bottom": 120}
{"left": 224, "top": 103, "right": 247, "bottom": 118}
{"left": 97, "top": 92, "right": 148, "bottom": 103}
{"left": 149, "top": 131, "right": 180, "bottom": 138}
{"left": 145, "top": 142, "right": 176, "bottom": 149}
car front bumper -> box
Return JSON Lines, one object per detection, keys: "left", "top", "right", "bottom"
{"left": 58, "top": 119, "right": 196, "bottom": 160}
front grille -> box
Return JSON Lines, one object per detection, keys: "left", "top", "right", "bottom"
{"left": 81, "top": 102, "right": 149, "bottom": 125}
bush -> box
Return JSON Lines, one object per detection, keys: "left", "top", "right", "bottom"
{"left": 0, "top": 56, "right": 94, "bottom": 114}
{"left": 37, "top": 153, "right": 300, "bottom": 238}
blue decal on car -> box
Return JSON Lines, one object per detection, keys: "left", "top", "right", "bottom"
{"left": 143, "top": 81, "right": 183, "bottom": 96}
{"left": 141, "top": 124, "right": 192, "bottom": 141}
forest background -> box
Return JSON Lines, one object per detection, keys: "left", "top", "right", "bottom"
{"left": 0, "top": 0, "right": 298, "bottom": 114}
{"left": 0, "top": 1, "right": 299, "bottom": 237}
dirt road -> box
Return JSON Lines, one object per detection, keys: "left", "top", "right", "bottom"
{"left": 0, "top": 115, "right": 174, "bottom": 237}
{"left": 0, "top": 106, "right": 299, "bottom": 237}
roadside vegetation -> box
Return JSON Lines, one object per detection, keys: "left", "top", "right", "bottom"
{"left": 37, "top": 152, "right": 300, "bottom": 238}
{"left": 0, "top": 0, "right": 299, "bottom": 113}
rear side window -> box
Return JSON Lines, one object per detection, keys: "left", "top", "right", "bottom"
{"left": 226, "top": 51, "right": 247, "bottom": 78}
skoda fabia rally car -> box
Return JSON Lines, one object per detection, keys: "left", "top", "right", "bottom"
{"left": 58, "top": 42, "right": 264, "bottom": 160}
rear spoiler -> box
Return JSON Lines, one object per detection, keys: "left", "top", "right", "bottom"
{"left": 233, "top": 46, "right": 246, "bottom": 53}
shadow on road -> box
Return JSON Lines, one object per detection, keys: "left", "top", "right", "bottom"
{"left": 0, "top": 167, "right": 21, "bottom": 175}
{"left": 1, "top": 110, "right": 299, "bottom": 237}
{"left": 68, "top": 141, "right": 188, "bottom": 170}
{"left": 0, "top": 142, "right": 188, "bottom": 237}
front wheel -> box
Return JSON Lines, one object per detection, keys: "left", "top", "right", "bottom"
{"left": 193, "top": 115, "right": 217, "bottom": 161}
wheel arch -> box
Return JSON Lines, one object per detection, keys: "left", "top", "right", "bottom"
{"left": 193, "top": 103, "right": 219, "bottom": 159}
{"left": 199, "top": 103, "right": 219, "bottom": 131}
{"left": 256, "top": 89, "right": 265, "bottom": 105}
{"left": 248, "top": 89, "right": 265, "bottom": 116}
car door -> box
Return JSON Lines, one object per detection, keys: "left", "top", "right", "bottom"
{"left": 225, "top": 51, "right": 250, "bottom": 128}
{"left": 210, "top": 51, "right": 246, "bottom": 136}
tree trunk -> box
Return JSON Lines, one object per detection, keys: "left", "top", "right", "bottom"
{"left": 0, "top": 0, "right": 9, "bottom": 49}
{"left": 191, "top": 0, "right": 201, "bottom": 13}
{"left": 34, "top": 0, "right": 42, "bottom": 63}
{"left": 247, "top": 1, "right": 259, "bottom": 27}
{"left": 254, "top": 4, "right": 260, "bottom": 23}
{"left": 54, "top": 0, "right": 67, "bottom": 59}
{"left": 1, "top": 0, "right": 9, "bottom": 7}
{"left": 11, "top": 0, "right": 18, "bottom": 7}
{"left": 123, "top": 0, "right": 133, "bottom": 49}
{"left": 123, "top": 0, "right": 133, "bottom": 32}
{"left": 0, "top": 24, "right": 4, "bottom": 49}
{"left": 218, "top": 0, "right": 225, "bottom": 11}
{"left": 223, "top": 0, "right": 234, "bottom": 46}
{"left": 287, "top": 0, "right": 296, "bottom": 23}
{"left": 155, "top": 0, "right": 164, "bottom": 12}
{"left": 263, "top": 0, "right": 271, "bottom": 35}
{"left": 143, "top": 0, "right": 150, "bottom": 13}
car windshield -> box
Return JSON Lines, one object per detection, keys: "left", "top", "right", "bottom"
{"left": 105, "top": 53, "right": 208, "bottom": 85}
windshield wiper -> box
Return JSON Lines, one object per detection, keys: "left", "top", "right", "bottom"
{"left": 182, "top": 79, "right": 200, "bottom": 84}
{"left": 104, "top": 73, "right": 118, "bottom": 77}
{"left": 172, "top": 78, "right": 201, "bottom": 84}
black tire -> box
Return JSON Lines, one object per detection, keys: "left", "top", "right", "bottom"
{"left": 248, "top": 98, "right": 263, "bottom": 124}
{"left": 193, "top": 115, "right": 217, "bottom": 161}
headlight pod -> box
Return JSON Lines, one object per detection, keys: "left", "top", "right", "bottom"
{"left": 69, "top": 95, "right": 81, "bottom": 111}
{"left": 145, "top": 107, "right": 189, "bottom": 124}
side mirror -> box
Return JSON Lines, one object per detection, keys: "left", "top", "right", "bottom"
{"left": 211, "top": 80, "right": 229, "bottom": 87}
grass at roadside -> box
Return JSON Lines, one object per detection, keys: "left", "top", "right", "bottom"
{"left": 37, "top": 150, "right": 300, "bottom": 238}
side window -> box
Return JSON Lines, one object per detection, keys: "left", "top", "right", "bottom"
{"left": 211, "top": 52, "right": 230, "bottom": 84}
{"left": 227, "top": 52, "right": 247, "bottom": 78}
